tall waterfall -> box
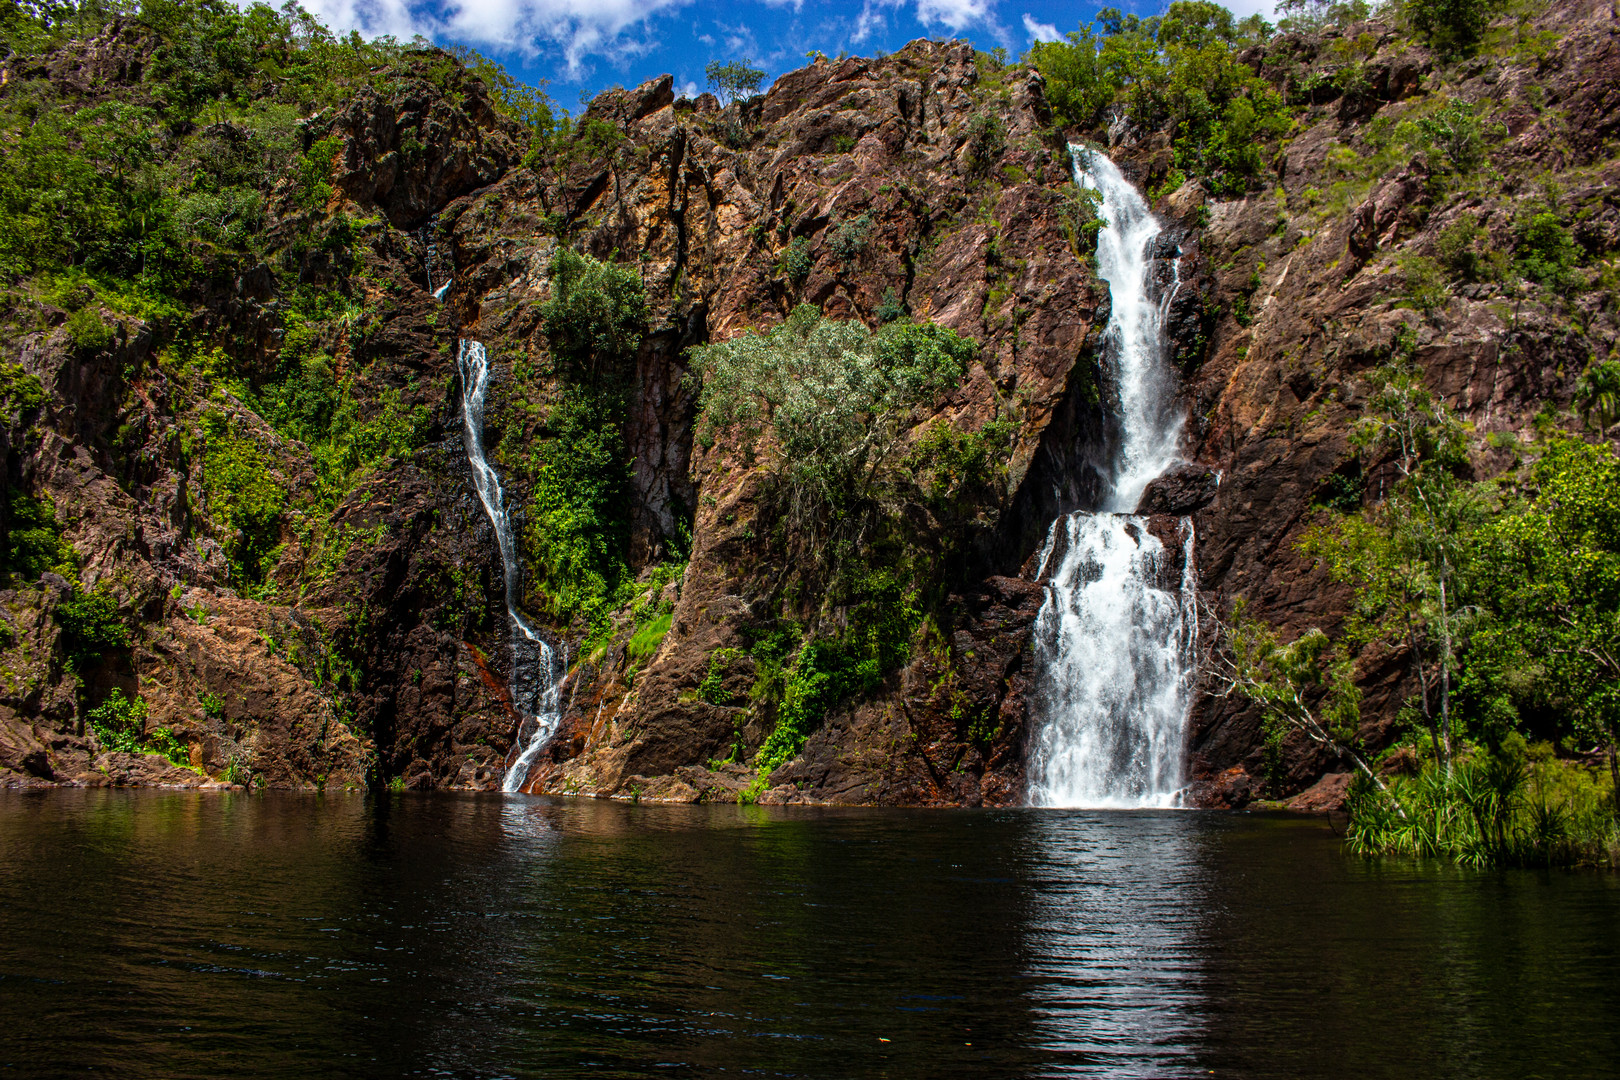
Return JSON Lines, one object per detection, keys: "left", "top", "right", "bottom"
{"left": 1026, "top": 148, "right": 1196, "bottom": 809}
{"left": 457, "top": 339, "right": 562, "bottom": 793}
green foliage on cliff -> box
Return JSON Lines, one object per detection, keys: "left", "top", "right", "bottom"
{"left": 690, "top": 305, "right": 976, "bottom": 535}
{"left": 1027, "top": 1, "right": 1290, "bottom": 195}
{"left": 85, "top": 689, "right": 149, "bottom": 754}
{"left": 57, "top": 586, "right": 129, "bottom": 672}
{"left": 1226, "top": 356, "right": 1620, "bottom": 864}
{"left": 744, "top": 568, "right": 921, "bottom": 800}
{"left": 519, "top": 250, "right": 646, "bottom": 641}
{"left": 1, "top": 489, "right": 75, "bottom": 582}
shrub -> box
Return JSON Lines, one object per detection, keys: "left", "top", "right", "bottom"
{"left": 199, "top": 415, "right": 287, "bottom": 589}
{"left": 874, "top": 287, "right": 906, "bottom": 324}
{"left": 539, "top": 248, "right": 646, "bottom": 384}
{"left": 65, "top": 307, "right": 113, "bottom": 349}
{"left": 0, "top": 363, "right": 46, "bottom": 419}
{"left": 1516, "top": 210, "right": 1580, "bottom": 289}
{"left": 828, "top": 214, "right": 873, "bottom": 262}
{"left": 57, "top": 587, "right": 129, "bottom": 672}
{"left": 1436, "top": 214, "right": 1486, "bottom": 280}
{"left": 1398, "top": 253, "right": 1450, "bottom": 315}
{"left": 1, "top": 489, "right": 74, "bottom": 581}
{"left": 1406, "top": 0, "right": 1502, "bottom": 56}
{"left": 688, "top": 305, "right": 977, "bottom": 531}
{"left": 778, "top": 236, "right": 813, "bottom": 283}
{"left": 1416, "top": 100, "right": 1486, "bottom": 175}
{"left": 522, "top": 250, "right": 646, "bottom": 641}
{"left": 965, "top": 111, "right": 1005, "bottom": 173}
{"left": 697, "top": 647, "right": 742, "bottom": 704}
{"left": 86, "top": 690, "right": 147, "bottom": 754}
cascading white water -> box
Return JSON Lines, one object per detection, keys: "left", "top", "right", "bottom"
{"left": 1026, "top": 147, "right": 1196, "bottom": 809}
{"left": 457, "top": 339, "right": 562, "bottom": 793}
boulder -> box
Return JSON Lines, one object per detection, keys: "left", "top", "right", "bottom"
{"left": 1135, "top": 462, "right": 1221, "bottom": 516}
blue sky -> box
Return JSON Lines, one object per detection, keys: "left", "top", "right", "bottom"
{"left": 296, "top": 0, "right": 1277, "bottom": 112}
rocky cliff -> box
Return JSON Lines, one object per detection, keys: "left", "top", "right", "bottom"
{"left": 2, "top": 0, "right": 1615, "bottom": 805}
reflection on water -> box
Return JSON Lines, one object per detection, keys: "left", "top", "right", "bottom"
{"left": 1, "top": 792, "right": 1616, "bottom": 1079}
{"left": 1024, "top": 813, "right": 1205, "bottom": 1076}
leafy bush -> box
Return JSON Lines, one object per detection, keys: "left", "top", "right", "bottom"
{"left": 697, "top": 647, "right": 742, "bottom": 704}
{"left": 689, "top": 305, "right": 977, "bottom": 531}
{"left": 1515, "top": 210, "right": 1580, "bottom": 289}
{"left": 519, "top": 250, "right": 646, "bottom": 640}
{"left": 1, "top": 489, "right": 75, "bottom": 581}
{"left": 1406, "top": 0, "right": 1503, "bottom": 56}
{"left": 1415, "top": 100, "right": 1486, "bottom": 175}
{"left": 65, "top": 307, "right": 113, "bottom": 349}
{"left": 1397, "top": 253, "right": 1450, "bottom": 315}
{"left": 0, "top": 363, "right": 46, "bottom": 419}
{"left": 874, "top": 288, "right": 906, "bottom": 324}
{"left": 778, "top": 236, "right": 813, "bottom": 283}
{"left": 829, "top": 214, "right": 873, "bottom": 262}
{"left": 965, "top": 112, "right": 1006, "bottom": 173}
{"left": 1436, "top": 214, "right": 1487, "bottom": 280}
{"left": 86, "top": 690, "right": 148, "bottom": 754}
{"left": 540, "top": 249, "right": 647, "bottom": 383}
{"left": 199, "top": 414, "right": 287, "bottom": 589}
{"left": 57, "top": 587, "right": 129, "bottom": 672}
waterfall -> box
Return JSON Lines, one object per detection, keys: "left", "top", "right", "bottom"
{"left": 1026, "top": 148, "right": 1196, "bottom": 809}
{"left": 457, "top": 339, "right": 563, "bottom": 793}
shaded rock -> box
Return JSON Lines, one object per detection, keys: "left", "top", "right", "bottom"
{"left": 1287, "top": 771, "right": 1353, "bottom": 813}
{"left": 1136, "top": 462, "right": 1221, "bottom": 515}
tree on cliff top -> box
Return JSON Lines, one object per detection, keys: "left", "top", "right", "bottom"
{"left": 705, "top": 59, "right": 766, "bottom": 105}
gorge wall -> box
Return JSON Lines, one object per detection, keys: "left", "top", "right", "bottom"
{"left": 2, "top": 0, "right": 1616, "bottom": 805}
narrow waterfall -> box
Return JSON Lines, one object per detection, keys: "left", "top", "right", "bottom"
{"left": 1026, "top": 148, "right": 1197, "bottom": 809}
{"left": 457, "top": 339, "right": 563, "bottom": 793}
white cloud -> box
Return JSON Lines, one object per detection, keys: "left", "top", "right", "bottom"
{"left": 294, "top": 0, "right": 692, "bottom": 76}
{"left": 677, "top": 78, "right": 700, "bottom": 98}
{"left": 1220, "top": 0, "right": 1279, "bottom": 18}
{"left": 1021, "top": 12, "right": 1058, "bottom": 42}
{"left": 851, "top": 0, "right": 903, "bottom": 44}
{"left": 913, "top": 0, "right": 993, "bottom": 32}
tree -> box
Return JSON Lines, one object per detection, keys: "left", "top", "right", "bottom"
{"left": 704, "top": 59, "right": 765, "bottom": 106}
{"left": 1467, "top": 438, "right": 1620, "bottom": 811}
{"left": 1301, "top": 357, "right": 1485, "bottom": 770}
{"left": 1210, "top": 600, "right": 1407, "bottom": 808}
{"left": 687, "top": 305, "right": 975, "bottom": 550}
{"left": 1405, "top": 0, "right": 1501, "bottom": 56}
{"left": 1574, "top": 359, "right": 1620, "bottom": 436}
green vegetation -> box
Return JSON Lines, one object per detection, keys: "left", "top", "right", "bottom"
{"left": 518, "top": 249, "right": 647, "bottom": 644}
{"left": 57, "top": 587, "right": 129, "bottom": 672}
{"left": 697, "top": 647, "right": 742, "bottom": 705}
{"left": 1028, "top": 2, "right": 1290, "bottom": 195}
{"left": 1221, "top": 355, "right": 1620, "bottom": 866}
{"left": 627, "top": 612, "right": 672, "bottom": 662}
{"left": 84, "top": 690, "right": 148, "bottom": 754}
{"left": 1, "top": 489, "right": 75, "bottom": 582}
{"left": 690, "top": 308, "right": 1003, "bottom": 793}
{"left": 705, "top": 59, "right": 766, "bottom": 105}
{"left": 689, "top": 305, "right": 977, "bottom": 540}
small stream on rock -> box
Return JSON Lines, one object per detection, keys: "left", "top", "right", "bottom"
{"left": 1026, "top": 148, "right": 1198, "bottom": 809}
{"left": 457, "top": 339, "right": 562, "bottom": 793}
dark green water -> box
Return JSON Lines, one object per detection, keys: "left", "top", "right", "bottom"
{"left": 0, "top": 792, "right": 1614, "bottom": 1078}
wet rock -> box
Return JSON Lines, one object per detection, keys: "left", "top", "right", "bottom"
{"left": 1136, "top": 463, "right": 1221, "bottom": 515}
